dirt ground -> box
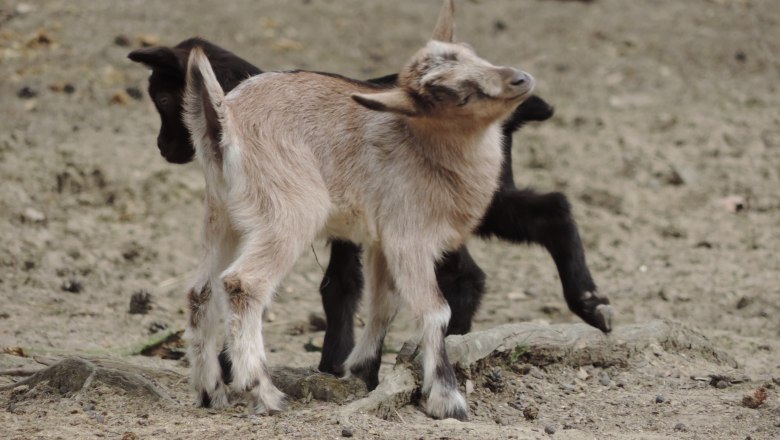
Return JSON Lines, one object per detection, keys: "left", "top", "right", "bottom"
{"left": 1, "top": 0, "right": 779, "bottom": 438}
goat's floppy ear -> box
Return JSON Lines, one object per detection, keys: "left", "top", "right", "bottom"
{"left": 431, "top": 0, "right": 455, "bottom": 42}
{"left": 352, "top": 90, "right": 418, "bottom": 117}
{"left": 128, "top": 46, "right": 182, "bottom": 74}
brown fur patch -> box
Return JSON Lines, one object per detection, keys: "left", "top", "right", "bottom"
{"left": 224, "top": 275, "right": 251, "bottom": 314}
{"left": 188, "top": 284, "right": 212, "bottom": 328}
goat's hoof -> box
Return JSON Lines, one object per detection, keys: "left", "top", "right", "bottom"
{"left": 594, "top": 304, "right": 614, "bottom": 332}
{"left": 247, "top": 385, "right": 289, "bottom": 416}
{"left": 347, "top": 361, "right": 380, "bottom": 391}
{"left": 572, "top": 292, "right": 614, "bottom": 333}
{"left": 424, "top": 385, "right": 468, "bottom": 421}
{"left": 197, "top": 382, "right": 230, "bottom": 409}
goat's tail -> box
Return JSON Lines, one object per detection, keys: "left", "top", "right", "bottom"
{"left": 183, "top": 47, "right": 227, "bottom": 165}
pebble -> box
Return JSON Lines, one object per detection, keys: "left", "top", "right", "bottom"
{"left": 61, "top": 279, "right": 83, "bottom": 294}
{"left": 716, "top": 380, "right": 729, "bottom": 389}
{"left": 544, "top": 425, "right": 556, "bottom": 435}
{"left": 17, "top": 86, "right": 38, "bottom": 99}
{"left": 114, "top": 35, "right": 131, "bottom": 47}
{"left": 598, "top": 371, "right": 611, "bottom": 386}
{"left": 22, "top": 207, "right": 46, "bottom": 223}
{"left": 125, "top": 87, "right": 143, "bottom": 101}
{"left": 655, "top": 395, "right": 667, "bottom": 404}
{"left": 529, "top": 367, "right": 545, "bottom": 379}
{"left": 341, "top": 428, "right": 353, "bottom": 438}
{"left": 465, "top": 379, "right": 474, "bottom": 395}
{"left": 674, "top": 423, "right": 687, "bottom": 432}
{"left": 561, "top": 383, "right": 575, "bottom": 393}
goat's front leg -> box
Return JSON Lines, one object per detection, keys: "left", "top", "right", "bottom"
{"left": 475, "top": 188, "right": 613, "bottom": 332}
{"left": 186, "top": 206, "right": 238, "bottom": 409}
{"left": 318, "top": 240, "right": 364, "bottom": 376}
{"left": 385, "top": 244, "right": 468, "bottom": 421}
{"left": 343, "top": 245, "right": 397, "bottom": 391}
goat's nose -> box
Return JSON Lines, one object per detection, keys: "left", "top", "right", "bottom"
{"left": 511, "top": 71, "right": 530, "bottom": 86}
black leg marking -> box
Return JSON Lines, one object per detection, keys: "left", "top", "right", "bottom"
{"left": 217, "top": 344, "right": 233, "bottom": 385}
{"left": 199, "top": 389, "right": 212, "bottom": 408}
{"left": 349, "top": 334, "right": 385, "bottom": 391}
{"left": 318, "top": 240, "right": 364, "bottom": 375}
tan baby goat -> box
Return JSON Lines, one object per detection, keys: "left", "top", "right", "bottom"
{"left": 182, "top": 0, "right": 535, "bottom": 420}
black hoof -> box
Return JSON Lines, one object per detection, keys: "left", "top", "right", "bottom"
{"left": 571, "top": 293, "right": 614, "bottom": 333}
{"left": 350, "top": 360, "right": 380, "bottom": 391}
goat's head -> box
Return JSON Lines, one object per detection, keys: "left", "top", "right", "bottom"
{"left": 352, "top": 0, "right": 535, "bottom": 127}
{"left": 129, "top": 45, "right": 194, "bottom": 164}
{"left": 128, "top": 38, "right": 261, "bottom": 164}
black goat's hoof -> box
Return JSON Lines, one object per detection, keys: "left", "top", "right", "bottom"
{"left": 571, "top": 292, "right": 614, "bottom": 333}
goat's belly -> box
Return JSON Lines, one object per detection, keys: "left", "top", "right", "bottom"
{"left": 321, "top": 207, "right": 377, "bottom": 244}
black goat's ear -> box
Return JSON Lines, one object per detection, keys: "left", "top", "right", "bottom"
{"left": 128, "top": 46, "right": 183, "bottom": 74}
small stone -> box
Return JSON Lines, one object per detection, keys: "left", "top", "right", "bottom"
{"left": 121, "top": 432, "right": 138, "bottom": 440}
{"left": 523, "top": 405, "right": 538, "bottom": 420}
{"left": 576, "top": 367, "right": 589, "bottom": 381}
{"left": 125, "top": 87, "right": 143, "bottom": 101}
{"left": 674, "top": 423, "right": 687, "bottom": 432}
{"left": 544, "top": 425, "right": 556, "bottom": 435}
{"left": 114, "top": 35, "right": 131, "bottom": 47}
{"left": 341, "top": 428, "right": 353, "bottom": 438}
{"left": 17, "top": 86, "right": 38, "bottom": 99}
{"left": 149, "top": 321, "right": 168, "bottom": 333}
{"left": 655, "top": 395, "right": 666, "bottom": 404}
{"left": 61, "top": 279, "right": 83, "bottom": 294}
{"left": 15, "top": 3, "right": 34, "bottom": 14}
{"left": 561, "top": 383, "right": 575, "bottom": 393}
{"left": 716, "top": 380, "right": 729, "bottom": 389}
{"left": 529, "top": 367, "right": 545, "bottom": 379}
{"left": 494, "top": 20, "right": 507, "bottom": 32}
{"left": 465, "top": 379, "right": 474, "bottom": 395}
{"left": 63, "top": 84, "right": 76, "bottom": 94}
{"left": 735, "top": 50, "right": 747, "bottom": 63}
{"left": 22, "top": 207, "right": 46, "bottom": 223}
{"left": 736, "top": 296, "right": 752, "bottom": 310}
{"left": 599, "top": 371, "right": 611, "bottom": 386}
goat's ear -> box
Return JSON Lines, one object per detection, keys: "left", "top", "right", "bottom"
{"left": 431, "top": 0, "right": 455, "bottom": 43}
{"left": 128, "top": 46, "right": 182, "bottom": 74}
{"left": 352, "top": 90, "right": 418, "bottom": 117}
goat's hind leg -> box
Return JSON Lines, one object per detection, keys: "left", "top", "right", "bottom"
{"left": 187, "top": 204, "right": 237, "bottom": 409}
{"left": 187, "top": 279, "right": 230, "bottom": 408}
{"left": 223, "top": 210, "right": 325, "bottom": 414}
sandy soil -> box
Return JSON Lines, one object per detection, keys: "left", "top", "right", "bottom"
{"left": 1, "top": 0, "right": 779, "bottom": 438}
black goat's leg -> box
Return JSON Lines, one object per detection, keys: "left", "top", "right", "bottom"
{"left": 317, "top": 240, "right": 364, "bottom": 375}
{"left": 475, "top": 188, "right": 613, "bottom": 332}
{"left": 435, "top": 246, "right": 487, "bottom": 335}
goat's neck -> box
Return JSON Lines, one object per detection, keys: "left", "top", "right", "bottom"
{"left": 406, "top": 117, "right": 499, "bottom": 165}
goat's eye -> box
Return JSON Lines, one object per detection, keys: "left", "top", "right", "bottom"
{"left": 458, "top": 95, "right": 471, "bottom": 106}
{"left": 158, "top": 96, "right": 169, "bottom": 106}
